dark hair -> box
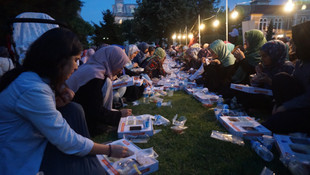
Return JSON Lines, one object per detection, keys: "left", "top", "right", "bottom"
{"left": 292, "top": 21, "right": 310, "bottom": 62}
{"left": 0, "top": 28, "right": 82, "bottom": 92}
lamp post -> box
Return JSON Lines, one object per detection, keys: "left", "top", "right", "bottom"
{"left": 198, "top": 14, "right": 201, "bottom": 45}
{"left": 226, "top": 0, "right": 228, "bottom": 42}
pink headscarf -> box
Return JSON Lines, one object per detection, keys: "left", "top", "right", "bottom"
{"left": 67, "top": 45, "right": 130, "bottom": 92}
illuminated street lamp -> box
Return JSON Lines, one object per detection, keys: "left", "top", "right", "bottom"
{"left": 188, "top": 33, "right": 193, "bottom": 39}
{"left": 200, "top": 24, "right": 205, "bottom": 30}
{"left": 284, "top": 0, "right": 295, "bottom": 12}
{"left": 231, "top": 11, "right": 238, "bottom": 19}
{"left": 172, "top": 34, "right": 176, "bottom": 40}
{"left": 213, "top": 19, "right": 220, "bottom": 27}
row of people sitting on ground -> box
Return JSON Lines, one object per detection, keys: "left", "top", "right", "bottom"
{"left": 168, "top": 25, "right": 310, "bottom": 136}
{"left": 1, "top": 22, "right": 309, "bottom": 175}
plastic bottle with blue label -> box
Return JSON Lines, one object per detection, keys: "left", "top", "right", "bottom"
{"left": 251, "top": 140, "right": 274, "bottom": 162}
{"left": 142, "top": 88, "right": 149, "bottom": 104}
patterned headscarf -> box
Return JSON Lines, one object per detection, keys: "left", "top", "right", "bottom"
{"left": 153, "top": 47, "right": 166, "bottom": 60}
{"left": 185, "top": 47, "right": 201, "bottom": 60}
{"left": 66, "top": 46, "right": 130, "bottom": 92}
{"left": 209, "top": 39, "right": 236, "bottom": 67}
{"left": 261, "top": 40, "right": 287, "bottom": 67}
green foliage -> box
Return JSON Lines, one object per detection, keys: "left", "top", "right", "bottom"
{"left": 266, "top": 20, "right": 274, "bottom": 41}
{"left": 94, "top": 91, "right": 290, "bottom": 174}
{"left": 0, "top": 0, "right": 92, "bottom": 48}
{"left": 92, "top": 10, "right": 123, "bottom": 46}
{"left": 133, "top": 0, "right": 217, "bottom": 43}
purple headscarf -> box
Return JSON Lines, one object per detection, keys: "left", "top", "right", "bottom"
{"left": 66, "top": 45, "right": 130, "bottom": 92}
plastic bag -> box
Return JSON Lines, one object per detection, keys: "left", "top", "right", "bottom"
{"left": 123, "top": 134, "right": 150, "bottom": 143}
{"left": 280, "top": 154, "right": 310, "bottom": 175}
{"left": 171, "top": 114, "right": 188, "bottom": 134}
{"left": 153, "top": 115, "right": 170, "bottom": 126}
{"left": 260, "top": 166, "right": 274, "bottom": 175}
{"left": 210, "top": 130, "right": 244, "bottom": 146}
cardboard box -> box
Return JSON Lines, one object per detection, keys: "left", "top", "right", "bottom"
{"left": 219, "top": 116, "right": 272, "bottom": 139}
{"left": 113, "top": 77, "right": 134, "bottom": 89}
{"left": 118, "top": 115, "right": 154, "bottom": 139}
{"left": 274, "top": 134, "right": 310, "bottom": 162}
{"left": 230, "top": 83, "right": 273, "bottom": 96}
{"left": 193, "top": 92, "right": 219, "bottom": 104}
{"left": 97, "top": 139, "right": 159, "bottom": 175}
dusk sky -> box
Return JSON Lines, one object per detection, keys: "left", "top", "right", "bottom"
{"left": 80, "top": 0, "right": 287, "bottom": 25}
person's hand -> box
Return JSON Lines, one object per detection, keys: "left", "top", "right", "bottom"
{"left": 120, "top": 109, "right": 132, "bottom": 117}
{"left": 211, "top": 59, "right": 221, "bottom": 65}
{"left": 201, "top": 57, "right": 206, "bottom": 63}
{"left": 110, "top": 145, "right": 134, "bottom": 158}
{"left": 255, "top": 64, "right": 263, "bottom": 74}
{"left": 272, "top": 105, "right": 286, "bottom": 115}
{"left": 112, "top": 75, "right": 118, "bottom": 81}
{"left": 56, "top": 87, "right": 74, "bottom": 108}
{"left": 143, "top": 79, "right": 152, "bottom": 87}
{"left": 258, "top": 73, "right": 272, "bottom": 86}
{"left": 233, "top": 48, "right": 245, "bottom": 62}
{"left": 133, "top": 63, "right": 139, "bottom": 68}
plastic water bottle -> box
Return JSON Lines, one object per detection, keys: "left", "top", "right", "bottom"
{"left": 251, "top": 140, "right": 274, "bottom": 162}
{"left": 217, "top": 95, "right": 224, "bottom": 108}
{"left": 168, "top": 84, "right": 174, "bottom": 97}
{"left": 142, "top": 88, "right": 149, "bottom": 104}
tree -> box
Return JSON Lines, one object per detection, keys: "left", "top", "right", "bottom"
{"left": 266, "top": 19, "right": 274, "bottom": 41}
{"left": 92, "top": 10, "right": 123, "bottom": 46}
{"left": 133, "top": 0, "right": 217, "bottom": 44}
{"left": 0, "top": 0, "right": 93, "bottom": 47}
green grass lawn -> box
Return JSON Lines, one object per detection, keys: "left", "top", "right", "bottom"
{"left": 93, "top": 91, "right": 291, "bottom": 175}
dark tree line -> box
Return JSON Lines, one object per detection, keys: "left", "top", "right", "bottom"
{"left": 0, "top": 0, "right": 93, "bottom": 47}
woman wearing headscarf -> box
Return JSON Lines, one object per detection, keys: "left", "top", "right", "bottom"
{"left": 143, "top": 47, "right": 167, "bottom": 79}
{"left": 66, "top": 46, "right": 132, "bottom": 136}
{"left": 234, "top": 40, "right": 294, "bottom": 112}
{"left": 252, "top": 40, "right": 294, "bottom": 89}
{"left": 232, "top": 29, "right": 267, "bottom": 84}
{"left": 81, "top": 48, "right": 95, "bottom": 64}
{"left": 181, "top": 47, "right": 201, "bottom": 72}
{"left": 132, "top": 42, "right": 149, "bottom": 66}
{"left": 263, "top": 21, "right": 310, "bottom": 135}
{"left": 124, "top": 44, "right": 140, "bottom": 73}
{"left": 199, "top": 39, "right": 236, "bottom": 92}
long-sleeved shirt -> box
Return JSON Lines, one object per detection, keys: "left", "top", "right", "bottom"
{"left": 73, "top": 78, "right": 122, "bottom": 136}
{"left": 283, "top": 61, "right": 310, "bottom": 110}
{"left": 0, "top": 72, "right": 93, "bottom": 175}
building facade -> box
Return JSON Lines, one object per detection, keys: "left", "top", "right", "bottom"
{"left": 236, "top": 0, "right": 310, "bottom": 38}
{"left": 112, "top": 0, "right": 138, "bottom": 24}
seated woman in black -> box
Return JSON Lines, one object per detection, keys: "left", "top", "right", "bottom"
{"left": 235, "top": 40, "right": 295, "bottom": 112}
{"left": 263, "top": 21, "right": 310, "bottom": 135}
{"left": 66, "top": 46, "right": 132, "bottom": 136}
{"left": 201, "top": 39, "right": 236, "bottom": 93}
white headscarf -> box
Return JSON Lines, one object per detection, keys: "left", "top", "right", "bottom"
{"left": 125, "top": 44, "right": 139, "bottom": 60}
{"left": 67, "top": 45, "right": 130, "bottom": 92}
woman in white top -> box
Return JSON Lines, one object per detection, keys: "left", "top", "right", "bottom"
{"left": 0, "top": 28, "right": 131, "bottom": 175}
